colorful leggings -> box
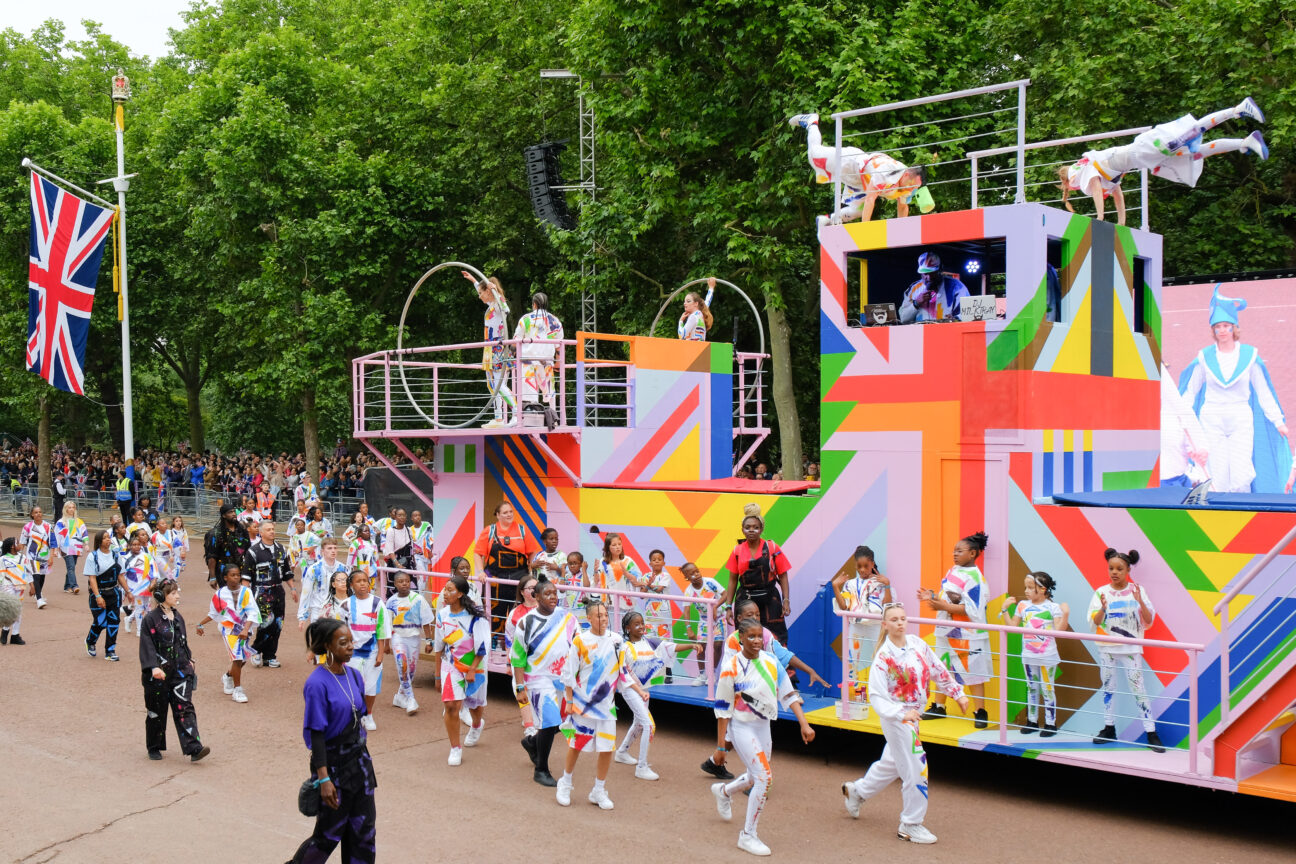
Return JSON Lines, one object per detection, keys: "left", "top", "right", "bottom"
{"left": 723, "top": 721, "right": 773, "bottom": 837}
{"left": 1024, "top": 663, "right": 1057, "bottom": 726}
{"left": 486, "top": 363, "right": 516, "bottom": 421}
{"left": 1100, "top": 652, "right": 1154, "bottom": 732}
{"left": 390, "top": 634, "right": 421, "bottom": 700}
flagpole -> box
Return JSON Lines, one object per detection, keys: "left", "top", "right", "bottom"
{"left": 110, "top": 71, "right": 134, "bottom": 463}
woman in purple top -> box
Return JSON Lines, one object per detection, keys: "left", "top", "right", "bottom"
{"left": 290, "top": 619, "right": 377, "bottom": 864}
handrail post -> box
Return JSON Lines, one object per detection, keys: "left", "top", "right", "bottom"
{"left": 1189, "top": 650, "right": 1199, "bottom": 775}
{"left": 1219, "top": 604, "right": 1230, "bottom": 726}
{"left": 1014, "top": 82, "right": 1027, "bottom": 204}
{"left": 432, "top": 364, "right": 439, "bottom": 427}
{"left": 383, "top": 355, "right": 392, "bottom": 434}
{"left": 838, "top": 610, "right": 852, "bottom": 720}
{"left": 833, "top": 115, "right": 843, "bottom": 227}
{"left": 1140, "top": 168, "right": 1150, "bottom": 230}
{"left": 970, "top": 155, "right": 979, "bottom": 208}
{"left": 706, "top": 600, "right": 716, "bottom": 700}
{"left": 998, "top": 629, "right": 1009, "bottom": 744}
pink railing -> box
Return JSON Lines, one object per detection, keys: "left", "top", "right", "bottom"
{"left": 733, "top": 352, "right": 770, "bottom": 472}
{"left": 378, "top": 565, "right": 720, "bottom": 698}
{"left": 833, "top": 607, "right": 1205, "bottom": 774}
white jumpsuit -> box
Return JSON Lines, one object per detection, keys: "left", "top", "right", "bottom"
{"left": 1181, "top": 344, "right": 1284, "bottom": 492}
{"left": 846, "top": 635, "right": 963, "bottom": 826}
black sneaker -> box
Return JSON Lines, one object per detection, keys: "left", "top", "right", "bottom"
{"left": 148, "top": 750, "right": 163, "bottom": 761}
{"left": 1020, "top": 721, "right": 1038, "bottom": 735}
{"left": 190, "top": 745, "right": 211, "bottom": 762}
{"left": 1093, "top": 725, "right": 1118, "bottom": 744}
{"left": 701, "top": 757, "right": 735, "bottom": 780}
{"left": 521, "top": 734, "right": 538, "bottom": 767}
{"left": 86, "top": 643, "right": 97, "bottom": 658}
{"left": 105, "top": 652, "right": 119, "bottom": 662}
{"left": 923, "top": 704, "right": 946, "bottom": 719}
{"left": 973, "top": 708, "right": 989, "bottom": 729}
{"left": 533, "top": 769, "right": 557, "bottom": 787}
{"left": 1145, "top": 731, "right": 1165, "bottom": 753}
{"left": 9, "top": 635, "right": 26, "bottom": 645}
{"left": 1, "top": 629, "right": 8, "bottom": 645}
{"left": 1040, "top": 724, "right": 1057, "bottom": 738}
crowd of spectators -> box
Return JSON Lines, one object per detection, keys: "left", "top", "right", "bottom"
{"left": 733, "top": 456, "right": 820, "bottom": 483}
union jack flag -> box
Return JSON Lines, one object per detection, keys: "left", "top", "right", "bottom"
{"left": 26, "top": 172, "right": 114, "bottom": 395}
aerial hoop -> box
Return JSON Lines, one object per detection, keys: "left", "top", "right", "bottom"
{"left": 650, "top": 277, "right": 766, "bottom": 359}
{"left": 396, "top": 261, "right": 507, "bottom": 430}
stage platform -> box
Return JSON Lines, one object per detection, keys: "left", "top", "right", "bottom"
{"left": 1051, "top": 488, "right": 1296, "bottom": 512}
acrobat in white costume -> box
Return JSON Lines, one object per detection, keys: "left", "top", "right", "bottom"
{"left": 842, "top": 607, "right": 967, "bottom": 845}
{"left": 1063, "top": 98, "right": 1268, "bottom": 223}
{"left": 788, "top": 114, "right": 933, "bottom": 226}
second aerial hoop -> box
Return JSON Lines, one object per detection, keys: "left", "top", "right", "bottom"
{"left": 650, "top": 277, "right": 766, "bottom": 358}
{"left": 396, "top": 260, "right": 503, "bottom": 430}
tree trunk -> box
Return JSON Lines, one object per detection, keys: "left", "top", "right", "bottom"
{"left": 37, "top": 393, "right": 51, "bottom": 505}
{"left": 764, "top": 287, "right": 803, "bottom": 482}
{"left": 96, "top": 368, "right": 124, "bottom": 452}
{"left": 185, "top": 377, "right": 205, "bottom": 452}
{"left": 302, "top": 388, "right": 320, "bottom": 481}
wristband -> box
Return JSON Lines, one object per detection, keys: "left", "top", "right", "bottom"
{"left": 312, "top": 775, "right": 332, "bottom": 788}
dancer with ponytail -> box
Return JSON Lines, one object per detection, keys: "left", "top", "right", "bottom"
{"left": 615, "top": 609, "right": 700, "bottom": 780}
{"left": 831, "top": 545, "right": 891, "bottom": 714}
{"left": 511, "top": 575, "right": 578, "bottom": 787}
{"left": 679, "top": 278, "right": 716, "bottom": 341}
{"left": 432, "top": 573, "right": 489, "bottom": 765}
{"left": 919, "top": 531, "right": 990, "bottom": 728}
{"left": 1088, "top": 548, "right": 1162, "bottom": 751}
{"left": 1001, "top": 572, "right": 1069, "bottom": 736}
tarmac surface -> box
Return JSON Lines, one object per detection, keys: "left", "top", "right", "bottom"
{"left": 2, "top": 554, "right": 1292, "bottom": 864}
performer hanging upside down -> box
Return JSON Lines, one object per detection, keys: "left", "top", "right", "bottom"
{"left": 788, "top": 113, "right": 934, "bottom": 226}
{"left": 1060, "top": 97, "right": 1268, "bottom": 224}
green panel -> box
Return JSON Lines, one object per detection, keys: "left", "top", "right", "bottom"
{"left": 820, "top": 447, "right": 854, "bottom": 493}
{"left": 442, "top": 444, "right": 455, "bottom": 474}
{"left": 464, "top": 443, "right": 476, "bottom": 474}
{"left": 988, "top": 274, "right": 1045, "bottom": 371}
{"left": 820, "top": 400, "right": 854, "bottom": 451}
{"left": 1126, "top": 509, "right": 1216, "bottom": 592}
{"left": 1114, "top": 225, "right": 1137, "bottom": 280}
{"left": 1060, "top": 213, "right": 1091, "bottom": 269}
{"left": 820, "top": 352, "right": 852, "bottom": 400}
{"left": 1143, "top": 280, "right": 1162, "bottom": 346}
{"left": 1102, "top": 469, "right": 1152, "bottom": 490}
{"left": 709, "top": 341, "right": 733, "bottom": 374}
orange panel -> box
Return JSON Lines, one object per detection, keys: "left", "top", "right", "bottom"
{"left": 920, "top": 208, "right": 985, "bottom": 244}
{"left": 1282, "top": 721, "right": 1296, "bottom": 766}
{"left": 635, "top": 337, "right": 708, "bottom": 372}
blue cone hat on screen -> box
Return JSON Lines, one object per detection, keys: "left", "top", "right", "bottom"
{"left": 917, "top": 252, "right": 941, "bottom": 274}
{"left": 1208, "top": 285, "right": 1247, "bottom": 327}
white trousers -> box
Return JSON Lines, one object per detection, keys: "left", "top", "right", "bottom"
{"left": 803, "top": 123, "right": 868, "bottom": 222}
{"left": 1, "top": 583, "right": 22, "bottom": 636}
{"left": 1099, "top": 652, "right": 1154, "bottom": 732}
{"left": 723, "top": 721, "right": 772, "bottom": 836}
{"left": 390, "top": 633, "right": 421, "bottom": 699}
{"left": 1201, "top": 401, "right": 1256, "bottom": 492}
{"left": 615, "top": 687, "right": 654, "bottom": 766}
{"left": 849, "top": 715, "right": 929, "bottom": 826}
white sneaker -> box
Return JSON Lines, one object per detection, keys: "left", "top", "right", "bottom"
{"left": 251, "top": 655, "right": 262, "bottom": 667}
{"left": 222, "top": 674, "right": 235, "bottom": 695}
{"left": 634, "top": 764, "right": 659, "bottom": 781}
{"left": 1249, "top": 130, "right": 1270, "bottom": 160}
{"left": 123, "top": 616, "right": 132, "bottom": 634}
{"left": 362, "top": 715, "right": 376, "bottom": 732}
{"left": 447, "top": 747, "right": 462, "bottom": 766}
{"left": 392, "top": 693, "right": 407, "bottom": 709}
{"left": 588, "top": 787, "right": 614, "bottom": 810}
{"left": 1239, "top": 96, "right": 1265, "bottom": 124}
{"left": 712, "top": 783, "right": 732, "bottom": 821}
{"left": 464, "top": 723, "right": 483, "bottom": 747}
{"left": 737, "top": 832, "right": 771, "bottom": 856}
{"left": 899, "top": 823, "right": 938, "bottom": 844}
{"left": 614, "top": 750, "right": 637, "bottom": 765}
{"left": 556, "top": 778, "right": 572, "bottom": 807}
{"left": 266, "top": 658, "right": 281, "bottom": 668}
{"left": 787, "top": 113, "right": 819, "bottom": 129}
{"left": 482, "top": 419, "right": 505, "bottom": 429}
{"left": 231, "top": 687, "right": 248, "bottom": 703}
{"left": 459, "top": 705, "right": 473, "bottom": 727}
{"left": 36, "top": 597, "right": 47, "bottom": 609}
{"left": 842, "top": 781, "right": 864, "bottom": 819}
{"left": 405, "top": 697, "right": 419, "bottom": 716}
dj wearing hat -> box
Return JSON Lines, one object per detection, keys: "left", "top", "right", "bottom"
{"left": 899, "top": 252, "right": 970, "bottom": 323}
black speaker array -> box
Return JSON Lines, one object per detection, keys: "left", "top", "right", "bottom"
{"left": 524, "top": 141, "right": 577, "bottom": 230}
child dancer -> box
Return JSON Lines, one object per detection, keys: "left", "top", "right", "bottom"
{"left": 432, "top": 573, "right": 489, "bottom": 765}
{"left": 711, "top": 616, "right": 816, "bottom": 856}
{"left": 386, "top": 571, "right": 434, "bottom": 715}
{"left": 297, "top": 538, "right": 348, "bottom": 629}
{"left": 84, "top": 530, "right": 125, "bottom": 659}
{"left": 683, "top": 561, "right": 726, "bottom": 662}
{"left": 151, "top": 516, "right": 175, "bottom": 579}
{"left": 410, "top": 509, "right": 434, "bottom": 579}
{"left": 0, "top": 538, "right": 30, "bottom": 645}
{"left": 919, "top": 531, "right": 990, "bottom": 727}
{"left": 507, "top": 574, "right": 541, "bottom": 739}
{"left": 558, "top": 551, "right": 587, "bottom": 614}
{"left": 642, "top": 549, "right": 674, "bottom": 637}
{"left": 170, "top": 516, "right": 189, "bottom": 579}
{"left": 195, "top": 564, "right": 260, "bottom": 703}
{"left": 121, "top": 531, "right": 157, "bottom": 635}
{"left": 557, "top": 600, "right": 646, "bottom": 810}
{"left": 615, "top": 609, "right": 699, "bottom": 780}
{"left": 346, "top": 570, "right": 390, "bottom": 731}
{"left": 831, "top": 545, "right": 892, "bottom": 714}
{"left": 347, "top": 524, "right": 380, "bottom": 585}
{"left": 54, "top": 502, "right": 87, "bottom": 594}
{"left": 842, "top": 603, "right": 969, "bottom": 844}
{"left": 1001, "top": 572, "right": 1069, "bottom": 736}
{"left": 589, "top": 533, "right": 643, "bottom": 620}
{"left": 1088, "top": 548, "right": 1162, "bottom": 751}
{"left": 511, "top": 576, "right": 579, "bottom": 786}
{"left": 19, "top": 505, "right": 54, "bottom": 609}
{"left": 140, "top": 578, "right": 210, "bottom": 762}
{"left": 530, "top": 528, "right": 565, "bottom": 581}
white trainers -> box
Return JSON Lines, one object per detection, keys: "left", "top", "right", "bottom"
{"left": 556, "top": 778, "right": 572, "bottom": 807}
{"left": 459, "top": 705, "right": 473, "bottom": 727}
{"left": 1249, "top": 130, "right": 1270, "bottom": 160}
{"left": 1239, "top": 96, "right": 1266, "bottom": 124}
{"left": 712, "top": 783, "right": 732, "bottom": 821}
{"left": 231, "top": 687, "right": 248, "bottom": 703}
{"left": 737, "top": 832, "right": 771, "bottom": 856}
{"left": 899, "top": 823, "right": 938, "bottom": 844}
{"left": 787, "top": 113, "right": 819, "bottom": 129}
{"left": 614, "top": 750, "right": 637, "bottom": 765}
{"left": 588, "top": 788, "right": 614, "bottom": 810}
{"left": 482, "top": 419, "right": 506, "bottom": 429}
{"left": 634, "top": 764, "right": 659, "bottom": 781}
{"left": 464, "top": 723, "right": 483, "bottom": 747}
{"left": 362, "top": 715, "right": 377, "bottom": 732}
{"left": 251, "top": 655, "right": 262, "bottom": 668}
{"left": 447, "top": 747, "right": 462, "bottom": 766}
{"left": 222, "top": 674, "right": 235, "bottom": 695}
{"left": 392, "top": 693, "right": 407, "bottom": 710}
{"left": 123, "top": 616, "right": 132, "bottom": 634}
{"left": 843, "top": 781, "right": 864, "bottom": 819}
{"left": 36, "top": 597, "right": 47, "bottom": 609}
{"left": 405, "top": 697, "right": 419, "bottom": 716}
